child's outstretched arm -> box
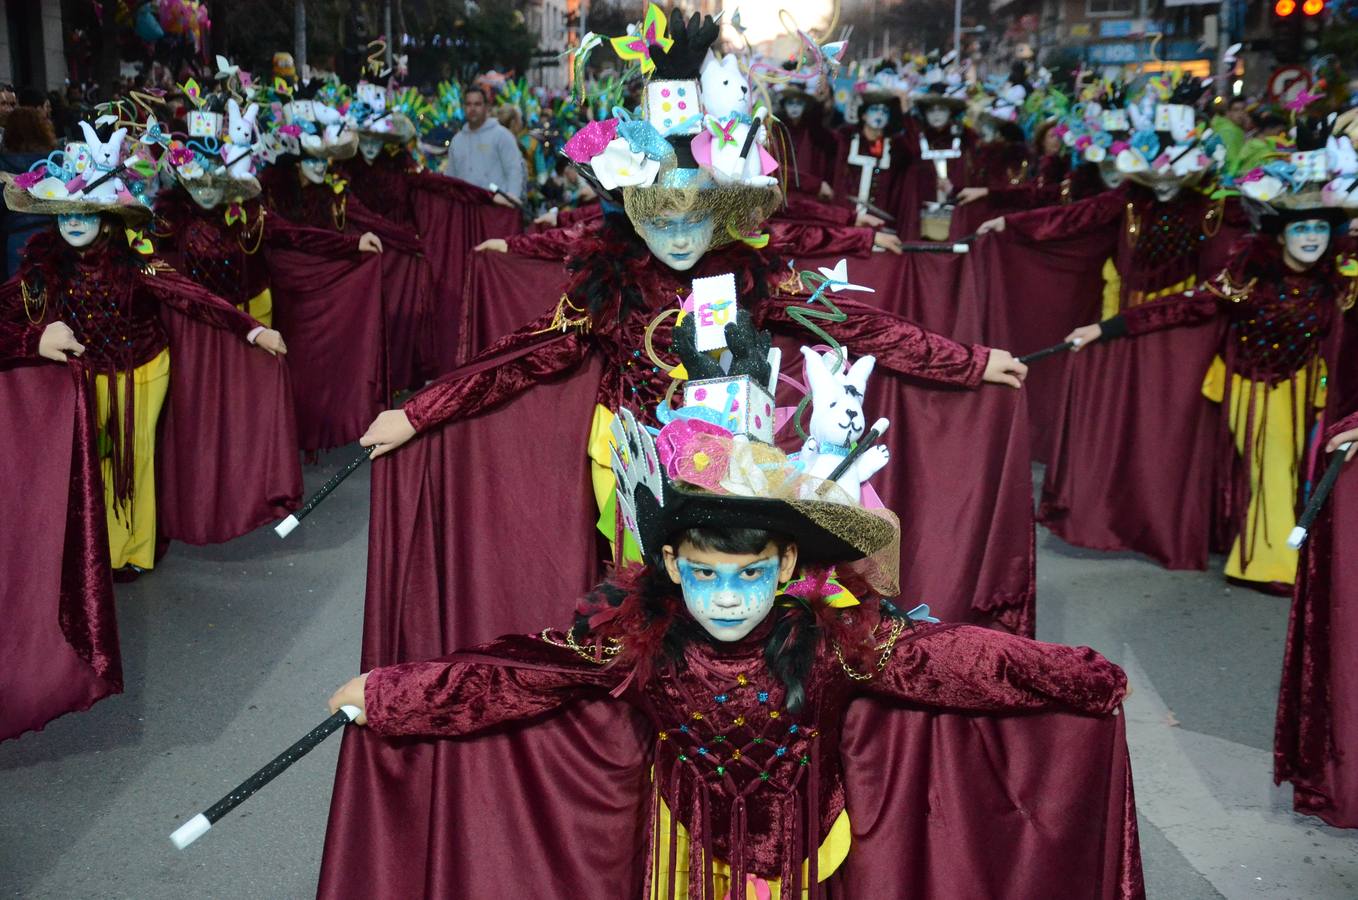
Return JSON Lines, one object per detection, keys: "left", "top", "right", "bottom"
{"left": 327, "top": 631, "right": 625, "bottom": 738}
{"left": 859, "top": 622, "right": 1127, "bottom": 716}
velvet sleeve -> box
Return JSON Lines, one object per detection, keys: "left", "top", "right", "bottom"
{"left": 265, "top": 210, "right": 364, "bottom": 257}
{"left": 139, "top": 260, "right": 260, "bottom": 340}
{"left": 767, "top": 221, "right": 874, "bottom": 257}
{"left": 755, "top": 296, "right": 989, "bottom": 389}
{"left": 0, "top": 277, "right": 46, "bottom": 361}
{"left": 865, "top": 622, "right": 1127, "bottom": 715}
{"left": 1328, "top": 410, "right": 1358, "bottom": 440}
{"left": 1003, "top": 187, "right": 1125, "bottom": 242}
{"left": 986, "top": 181, "right": 1062, "bottom": 212}
{"left": 506, "top": 220, "right": 597, "bottom": 260}
{"left": 780, "top": 193, "right": 857, "bottom": 227}
{"left": 344, "top": 194, "right": 424, "bottom": 254}
{"left": 364, "top": 632, "right": 624, "bottom": 738}
{"left": 411, "top": 170, "right": 495, "bottom": 204}
{"left": 1101, "top": 286, "right": 1221, "bottom": 339}
{"left": 402, "top": 304, "right": 591, "bottom": 432}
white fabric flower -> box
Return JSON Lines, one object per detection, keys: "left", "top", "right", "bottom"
{"left": 1240, "top": 175, "right": 1284, "bottom": 202}
{"left": 591, "top": 138, "right": 660, "bottom": 190}
{"left": 1115, "top": 148, "right": 1149, "bottom": 175}
{"left": 30, "top": 177, "right": 71, "bottom": 200}
{"left": 1084, "top": 145, "right": 1107, "bottom": 164}
{"left": 718, "top": 438, "right": 769, "bottom": 497}
{"left": 177, "top": 159, "right": 206, "bottom": 180}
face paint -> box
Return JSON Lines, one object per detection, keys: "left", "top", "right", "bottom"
{"left": 925, "top": 106, "right": 951, "bottom": 130}
{"left": 784, "top": 98, "right": 807, "bottom": 122}
{"left": 57, "top": 213, "right": 101, "bottom": 248}
{"left": 186, "top": 182, "right": 225, "bottom": 209}
{"left": 635, "top": 211, "right": 717, "bottom": 271}
{"left": 862, "top": 104, "right": 891, "bottom": 132}
{"left": 1282, "top": 219, "right": 1331, "bottom": 268}
{"left": 359, "top": 136, "right": 382, "bottom": 162}
{"left": 300, "top": 157, "right": 329, "bottom": 183}
{"left": 676, "top": 556, "right": 782, "bottom": 642}
{"left": 1152, "top": 181, "right": 1182, "bottom": 202}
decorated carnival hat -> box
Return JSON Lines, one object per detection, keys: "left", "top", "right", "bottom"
{"left": 910, "top": 58, "right": 969, "bottom": 113}
{"left": 1111, "top": 75, "right": 1215, "bottom": 192}
{"left": 562, "top": 4, "right": 782, "bottom": 247}
{"left": 349, "top": 80, "right": 417, "bottom": 143}
{"left": 1235, "top": 113, "right": 1358, "bottom": 230}
{"left": 0, "top": 121, "right": 153, "bottom": 223}
{"left": 275, "top": 79, "right": 358, "bottom": 160}
{"left": 610, "top": 277, "right": 899, "bottom": 593}
{"left": 162, "top": 89, "right": 263, "bottom": 203}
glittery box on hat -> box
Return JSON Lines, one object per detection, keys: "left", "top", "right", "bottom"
{"left": 1101, "top": 109, "right": 1130, "bottom": 132}
{"left": 683, "top": 376, "right": 776, "bottom": 444}
{"left": 188, "top": 111, "right": 223, "bottom": 138}
{"left": 1290, "top": 150, "right": 1328, "bottom": 184}
{"left": 645, "top": 80, "right": 701, "bottom": 136}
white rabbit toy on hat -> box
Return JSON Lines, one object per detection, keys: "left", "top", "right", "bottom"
{"left": 796, "top": 347, "right": 890, "bottom": 503}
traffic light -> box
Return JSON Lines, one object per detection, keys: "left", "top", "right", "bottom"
{"left": 1275, "top": 0, "right": 1296, "bottom": 13}
{"left": 1302, "top": 0, "right": 1324, "bottom": 13}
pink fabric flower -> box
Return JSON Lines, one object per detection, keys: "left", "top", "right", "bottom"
{"left": 167, "top": 146, "right": 195, "bottom": 167}
{"left": 279, "top": 123, "right": 302, "bottom": 138}
{"left": 1074, "top": 135, "right": 1093, "bottom": 150}
{"left": 1109, "top": 140, "right": 1130, "bottom": 156}
{"left": 656, "top": 419, "right": 732, "bottom": 492}
{"left": 14, "top": 170, "right": 45, "bottom": 189}
{"left": 563, "top": 118, "right": 619, "bottom": 164}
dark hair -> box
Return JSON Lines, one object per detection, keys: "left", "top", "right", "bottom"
{"left": 17, "top": 86, "right": 47, "bottom": 108}
{"left": 668, "top": 526, "right": 792, "bottom": 557}
{"left": 1, "top": 107, "right": 57, "bottom": 153}
{"left": 463, "top": 86, "right": 488, "bottom": 104}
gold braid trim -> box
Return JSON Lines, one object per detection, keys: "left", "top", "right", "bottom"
{"left": 21, "top": 280, "right": 46, "bottom": 324}
{"left": 238, "top": 206, "right": 266, "bottom": 255}
{"left": 1201, "top": 196, "right": 1224, "bottom": 238}
{"left": 1340, "top": 276, "right": 1358, "bottom": 312}
{"left": 1124, "top": 201, "right": 1140, "bottom": 249}
{"left": 539, "top": 628, "right": 623, "bottom": 664}
{"left": 1202, "top": 268, "right": 1257, "bottom": 304}
{"left": 1059, "top": 176, "right": 1073, "bottom": 205}
{"left": 140, "top": 258, "right": 176, "bottom": 277}
{"left": 529, "top": 294, "right": 592, "bottom": 335}
{"left": 332, "top": 194, "right": 347, "bottom": 232}
{"left": 834, "top": 618, "right": 908, "bottom": 682}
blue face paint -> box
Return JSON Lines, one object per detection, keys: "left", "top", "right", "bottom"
{"left": 635, "top": 211, "right": 716, "bottom": 272}
{"left": 675, "top": 556, "right": 781, "bottom": 641}
{"left": 1282, "top": 218, "right": 1331, "bottom": 268}
{"left": 1284, "top": 220, "right": 1331, "bottom": 239}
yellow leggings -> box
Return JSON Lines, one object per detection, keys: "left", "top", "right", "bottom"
{"left": 245, "top": 288, "right": 273, "bottom": 328}
{"left": 1100, "top": 259, "right": 1195, "bottom": 319}
{"left": 95, "top": 349, "right": 171, "bottom": 570}
{"left": 1203, "top": 357, "right": 1326, "bottom": 585}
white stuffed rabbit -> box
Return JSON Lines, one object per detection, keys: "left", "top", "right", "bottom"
{"left": 797, "top": 346, "right": 890, "bottom": 502}
{"left": 76, "top": 121, "right": 127, "bottom": 202}
{"left": 698, "top": 56, "right": 775, "bottom": 186}
{"left": 313, "top": 102, "right": 345, "bottom": 146}
{"left": 224, "top": 99, "right": 259, "bottom": 179}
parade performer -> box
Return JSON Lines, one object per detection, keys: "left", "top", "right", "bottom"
{"left": 897, "top": 72, "right": 978, "bottom": 240}
{"left": 1052, "top": 143, "right": 1358, "bottom": 588}
{"left": 0, "top": 127, "right": 288, "bottom": 573}
{"left": 1276, "top": 410, "right": 1358, "bottom": 827}
{"left": 326, "top": 322, "right": 1139, "bottom": 898}
{"left": 0, "top": 124, "right": 302, "bottom": 740}
{"left": 832, "top": 84, "right": 914, "bottom": 231}
{"left": 774, "top": 77, "right": 841, "bottom": 201}
{"left": 315, "top": 10, "right": 1088, "bottom": 898}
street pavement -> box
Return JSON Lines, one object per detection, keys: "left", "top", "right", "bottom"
{"left": 1, "top": 455, "right": 1355, "bottom": 898}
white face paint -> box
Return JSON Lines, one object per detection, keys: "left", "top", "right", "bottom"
{"left": 359, "top": 136, "right": 382, "bottom": 162}
{"left": 925, "top": 106, "right": 952, "bottom": 130}
{"left": 186, "top": 182, "right": 225, "bottom": 210}
{"left": 784, "top": 98, "right": 807, "bottom": 123}
{"left": 300, "top": 157, "right": 329, "bottom": 183}
{"left": 1282, "top": 219, "right": 1332, "bottom": 269}
{"left": 670, "top": 551, "right": 784, "bottom": 642}
{"left": 862, "top": 104, "right": 891, "bottom": 132}
{"left": 635, "top": 210, "right": 717, "bottom": 271}
{"left": 57, "top": 213, "right": 101, "bottom": 248}
{"left": 1152, "top": 181, "right": 1182, "bottom": 202}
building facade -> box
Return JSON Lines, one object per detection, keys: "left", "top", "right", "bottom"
{"left": 2, "top": 0, "right": 67, "bottom": 92}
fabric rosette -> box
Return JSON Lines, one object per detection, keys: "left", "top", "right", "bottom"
{"left": 592, "top": 138, "right": 662, "bottom": 190}
{"left": 656, "top": 419, "right": 732, "bottom": 492}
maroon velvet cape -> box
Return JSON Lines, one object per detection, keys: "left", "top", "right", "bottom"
{"left": 265, "top": 243, "right": 387, "bottom": 451}
{"left": 0, "top": 361, "right": 118, "bottom": 741}
{"left": 318, "top": 248, "right": 1141, "bottom": 897}
{"left": 0, "top": 274, "right": 301, "bottom": 739}
{"left": 1276, "top": 435, "right": 1358, "bottom": 827}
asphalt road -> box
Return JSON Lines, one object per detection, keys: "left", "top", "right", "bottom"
{"left": 1, "top": 456, "right": 1355, "bottom": 898}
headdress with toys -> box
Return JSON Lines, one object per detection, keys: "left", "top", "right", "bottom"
{"left": 1111, "top": 74, "right": 1216, "bottom": 195}
{"left": 1, "top": 119, "right": 154, "bottom": 224}
{"left": 161, "top": 84, "right": 264, "bottom": 205}
{"left": 1233, "top": 111, "right": 1358, "bottom": 233}
{"left": 562, "top": 4, "right": 782, "bottom": 249}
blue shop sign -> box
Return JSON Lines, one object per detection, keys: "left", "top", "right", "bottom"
{"left": 1086, "top": 39, "right": 1205, "bottom": 63}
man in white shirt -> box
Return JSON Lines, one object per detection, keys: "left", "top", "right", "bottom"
{"left": 441, "top": 87, "right": 524, "bottom": 206}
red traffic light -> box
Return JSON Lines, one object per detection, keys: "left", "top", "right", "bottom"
{"left": 1302, "top": 0, "right": 1324, "bottom": 13}
{"left": 1275, "top": 0, "right": 1297, "bottom": 13}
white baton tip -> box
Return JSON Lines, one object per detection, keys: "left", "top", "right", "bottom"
{"left": 951, "top": 243, "right": 969, "bottom": 253}
{"left": 340, "top": 705, "right": 362, "bottom": 722}
{"left": 1287, "top": 526, "right": 1307, "bottom": 550}
{"left": 170, "top": 813, "right": 211, "bottom": 849}
{"left": 274, "top": 515, "right": 301, "bottom": 538}
{"left": 1071, "top": 337, "right": 1083, "bottom": 347}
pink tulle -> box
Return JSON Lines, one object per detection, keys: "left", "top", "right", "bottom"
{"left": 564, "top": 119, "right": 619, "bottom": 163}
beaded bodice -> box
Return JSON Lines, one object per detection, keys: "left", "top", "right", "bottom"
{"left": 47, "top": 248, "right": 168, "bottom": 369}
{"left": 177, "top": 201, "right": 270, "bottom": 307}
{"left": 1209, "top": 268, "right": 1337, "bottom": 384}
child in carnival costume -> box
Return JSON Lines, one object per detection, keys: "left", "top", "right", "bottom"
{"left": 980, "top": 74, "right": 1237, "bottom": 316}
{"left": 0, "top": 120, "right": 287, "bottom": 574}
{"left": 1062, "top": 113, "right": 1358, "bottom": 589}
{"left": 329, "top": 313, "right": 1135, "bottom": 898}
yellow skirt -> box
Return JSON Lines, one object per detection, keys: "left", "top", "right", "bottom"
{"left": 1202, "top": 356, "right": 1327, "bottom": 585}
{"left": 245, "top": 287, "right": 273, "bottom": 328}
{"left": 95, "top": 348, "right": 171, "bottom": 570}
{"left": 651, "top": 798, "right": 851, "bottom": 899}
{"left": 1100, "top": 259, "right": 1195, "bottom": 319}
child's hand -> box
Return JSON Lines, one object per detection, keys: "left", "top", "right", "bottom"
{"left": 1327, "top": 428, "right": 1358, "bottom": 461}
{"left": 328, "top": 673, "right": 370, "bottom": 725}
{"left": 360, "top": 408, "right": 417, "bottom": 458}
{"left": 38, "top": 321, "right": 85, "bottom": 362}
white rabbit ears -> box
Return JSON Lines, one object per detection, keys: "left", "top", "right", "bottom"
{"left": 800, "top": 345, "right": 877, "bottom": 395}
